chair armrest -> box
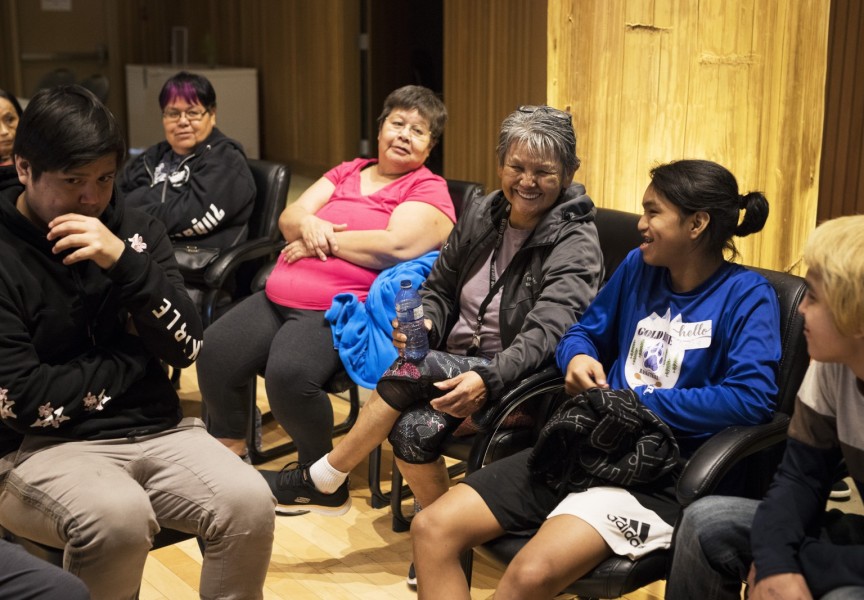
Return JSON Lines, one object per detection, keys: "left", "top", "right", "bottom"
{"left": 466, "top": 366, "right": 564, "bottom": 472}
{"left": 475, "top": 366, "right": 563, "bottom": 431}
{"left": 676, "top": 413, "right": 790, "bottom": 506}
{"left": 202, "top": 239, "right": 284, "bottom": 289}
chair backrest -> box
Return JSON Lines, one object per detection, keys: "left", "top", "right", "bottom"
{"left": 446, "top": 179, "right": 484, "bottom": 219}
{"left": 34, "top": 67, "right": 77, "bottom": 95}
{"left": 594, "top": 207, "right": 643, "bottom": 285}
{"left": 695, "top": 266, "right": 809, "bottom": 502}
{"left": 748, "top": 267, "right": 809, "bottom": 416}
{"left": 246, "top": 159, "right": 291, "bottom": 244}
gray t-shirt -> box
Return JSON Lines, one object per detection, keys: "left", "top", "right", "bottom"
{"left": 446, "top": 223, "right": 531, "bottom": 357}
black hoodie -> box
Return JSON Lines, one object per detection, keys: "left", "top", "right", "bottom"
{"left": 117, "top": 127, "right": 255, "bottom": 250}
{"left": 0, "top": 167, "right": 203, "bottom": 456}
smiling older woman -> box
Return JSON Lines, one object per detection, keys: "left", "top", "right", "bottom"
{"left": 197, "top": 85, "right": 457, "bottom": 471}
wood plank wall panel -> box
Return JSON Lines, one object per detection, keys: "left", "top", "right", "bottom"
{"left": 117, "top": 0, "right": 361, "bottom": 178}
{"left": 235, "top": 0, "right": 362, "bottom": 176}
{"left": 0, "top": 0, "right": 23, "bottom": 96}
{"left": 548, "top": 0, "right": 830, "bottom": 273}
{"left": 818, "top": 0, "right": 864, "bottom": 222}
{"left": 442, "top": 0, "right": 548, "bottom": 191}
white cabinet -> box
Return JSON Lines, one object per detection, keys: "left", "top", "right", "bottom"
{"left": 125, "top": 65, "right": 259, "bottom": 159}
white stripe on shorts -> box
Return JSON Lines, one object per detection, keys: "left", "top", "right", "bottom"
{"left": 546, "top": 486, "right": 675, "bottom": 559}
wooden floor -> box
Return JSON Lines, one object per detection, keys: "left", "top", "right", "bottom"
{"left": 140, "top": 368, "right": 667, "bottom": 599}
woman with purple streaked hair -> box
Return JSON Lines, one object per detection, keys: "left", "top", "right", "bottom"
{"left": 118, "top": 70, "right": 255, "bottom": 266}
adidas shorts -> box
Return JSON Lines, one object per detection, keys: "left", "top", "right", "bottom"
{"left": 547, "top": 486, "right": 676, "bottom": 559}
{"left": 462, "top": 448, "right": 679, "bottom": 559}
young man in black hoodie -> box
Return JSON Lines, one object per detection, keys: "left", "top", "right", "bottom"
{"left": 0, "top": 85, "right": 274, "bottom": 600}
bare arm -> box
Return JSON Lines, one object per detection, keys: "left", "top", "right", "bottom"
{"left": 328, "top": 201, "right": 453, "bottom": 269}
{"left": 277, "top": 176, "right": 344, "bottom": 259}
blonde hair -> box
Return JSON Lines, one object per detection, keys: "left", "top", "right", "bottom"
{"left": 803, "top": 215, "right": 864, "bottom": 336}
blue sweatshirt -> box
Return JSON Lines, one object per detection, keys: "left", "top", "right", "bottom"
{"left": 555, "top": 249, "right": 780, "bottom": 451}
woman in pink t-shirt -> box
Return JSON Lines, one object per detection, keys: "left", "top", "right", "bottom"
{"left": 197, "top": 85, "right": 456, "bottom": 465}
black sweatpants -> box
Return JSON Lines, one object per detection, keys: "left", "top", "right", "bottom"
{"left": 196, "top": 291, "right": 343, "bottom": 463}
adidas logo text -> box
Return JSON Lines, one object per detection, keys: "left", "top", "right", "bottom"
{"left": 607, "top": 514, "right": 650, "bottom": 547}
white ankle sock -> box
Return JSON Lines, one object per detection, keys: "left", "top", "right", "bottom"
{"left": 309, "top": 454, "right": 348, "bottom": 494}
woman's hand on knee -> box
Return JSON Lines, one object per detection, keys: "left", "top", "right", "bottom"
{"left": 431, "top": 371, "right": 487, "bottom": 418}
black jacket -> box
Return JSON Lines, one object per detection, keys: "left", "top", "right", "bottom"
{"left": 421, "top": 184, "right": 604, "bottom": 401}
{"left": 529, "top": 387, "right": 680, "bottom": 496}
{"left": 0, "top": 168, "right": 203, "bottom": 455}
{"left": 118, "top": 127, "right": 255, "bottom": 249}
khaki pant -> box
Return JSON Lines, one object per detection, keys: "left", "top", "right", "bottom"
{"left": 0, "top": 418, "right": 275, "bottom": 600}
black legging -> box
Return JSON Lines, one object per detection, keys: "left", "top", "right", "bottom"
{"left": 196, "top": 291, "right": 343, "bottom": 463}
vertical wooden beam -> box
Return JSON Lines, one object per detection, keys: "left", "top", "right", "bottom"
{"left": 443, "top": 0, "right": 548, "bottom": 191}
{"left": 548, "top": 0, "right": 829, "bottom": 273}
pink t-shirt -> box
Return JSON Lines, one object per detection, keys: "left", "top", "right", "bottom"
{"left": 266, "top": 158, "right": 455, "bottom": 310}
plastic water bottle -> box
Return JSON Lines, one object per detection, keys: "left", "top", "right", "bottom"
{"left": 395, "top": 280, "right": 429, "bottom": 362}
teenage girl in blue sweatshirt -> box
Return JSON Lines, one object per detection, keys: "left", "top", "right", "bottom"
{"left": 410, "top": 159, "right": 781, "bottom": 600}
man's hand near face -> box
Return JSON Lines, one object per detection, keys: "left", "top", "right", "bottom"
{"left": 47, "top": 213, "right": 125, "bottom": 269}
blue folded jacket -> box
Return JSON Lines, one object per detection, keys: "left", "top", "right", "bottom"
{"left": 325, "top": 251, "right": 438, "bottom": 388}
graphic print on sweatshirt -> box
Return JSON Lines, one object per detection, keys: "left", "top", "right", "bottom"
{"left": 153, "top": 161, "right": 191, "bottom": 188}
{"left": 625, "top": 308, "right": 712, "bottom": 389}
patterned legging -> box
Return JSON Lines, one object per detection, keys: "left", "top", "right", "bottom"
{"left": 387, "top": 402, "right": 465, "bottom": 464}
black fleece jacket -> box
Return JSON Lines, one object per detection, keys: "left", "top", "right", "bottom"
{"left": 117, "top": 127, "right": 255, "bottom": 249}
{"left": 421, "top": 184, "right": 604, "bottom": 402}
{"left": 0, "top": 167, "right": 203, "bottom": 456}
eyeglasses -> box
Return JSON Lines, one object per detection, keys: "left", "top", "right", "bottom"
{"left": 162, "top": 108, "right": 209, "bottom": 122}
{"left": 383, "top": 117, "right": 431, "bottom": 141}
{"left": 517, "top": 105, "right": 572, "bottom": 122}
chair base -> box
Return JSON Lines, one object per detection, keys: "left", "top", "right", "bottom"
{"left": 247, "top": 384, "right": 360, "bottom": 466}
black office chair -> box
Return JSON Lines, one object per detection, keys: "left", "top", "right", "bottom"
{"left": 467, "top": 264, "right": 809, "bottom": 599}
{"left": 382, "top": 206, "right": 644, "bottom": 529}
{"left": 169, "top": 159, "right": 289, "bottom": 388}
{"left": 198, "top": 158, "right": 291, "bottom": 328}
{"left": 244, "top": 179, "right": 486, "bottom": 468}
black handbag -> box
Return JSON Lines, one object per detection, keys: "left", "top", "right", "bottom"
{"left": 172, "top": 243, "right": 221, "bottom": 284}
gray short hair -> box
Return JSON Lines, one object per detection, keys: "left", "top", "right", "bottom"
{"left": 496, "top": 105, "right": 580, "bottom": 177}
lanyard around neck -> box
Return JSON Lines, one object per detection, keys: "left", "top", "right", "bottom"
{"left": 468, "top": 216, "right": 509, "bottom": 356}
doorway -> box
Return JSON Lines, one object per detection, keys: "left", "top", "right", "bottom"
{"left": 2, "top": 0, "right": 123, "bottom": 122}
{"left": 362, "top": 0, "right": 444, "bottom": 174}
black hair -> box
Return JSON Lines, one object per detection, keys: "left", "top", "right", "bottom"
{"left": 376, "top": 85, "right": 447, "bottom": 147}
{"left": 649, "top": 159, "right": 769, "bottom": 259}
{"left": 13, "top": 85, "right": 126, "bottom": 180}
{"left": 0, "top": 88, "right": 24, "bottom": 117}
{"left": 158, "top": 71, "right": 217, "bottom": 111}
